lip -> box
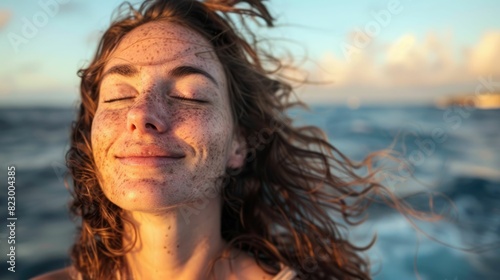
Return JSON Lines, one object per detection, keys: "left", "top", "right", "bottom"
{"left": 117, "top": 156, "right": 184, "bottom": 166}
{"left": 115, "top": 145, "right": 185, "bottom": 166}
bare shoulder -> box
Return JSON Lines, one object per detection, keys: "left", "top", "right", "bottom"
{"left": 31, "top": 266, "right": 78, "bottom": 280}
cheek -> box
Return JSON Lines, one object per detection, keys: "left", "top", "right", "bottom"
{"left": 91, "top": 109, "right": 124, "bottom": 164}
{"left": 175, "top": 106, "right": 233, "bottom": 161}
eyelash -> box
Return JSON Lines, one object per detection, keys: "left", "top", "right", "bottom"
{"left": 172, "top": 96, "right": 208, "bottom": 103}
{"left": 103, "top": 96, "right": 207, "bottom": 103}
{"left": 103, "top": 97, "right": 133, "bottom": 103}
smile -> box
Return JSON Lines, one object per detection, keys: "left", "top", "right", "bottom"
{"left": 116, "top": 156, "right": 185, "bottom": 167}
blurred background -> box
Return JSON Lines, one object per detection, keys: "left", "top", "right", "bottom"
{"left": 1, "top": 0, "right": 499, "bottom": 279}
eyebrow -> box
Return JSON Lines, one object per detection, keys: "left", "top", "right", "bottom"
{"left": 102, "top": 64, "right": 139, "bottom": 78}
{"left": 101, "top": 64, "right": 218, "bottom": 87}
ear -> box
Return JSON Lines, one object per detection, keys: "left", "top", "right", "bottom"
{"left": 226, "top": 129, "right": 247, "bottom": 169}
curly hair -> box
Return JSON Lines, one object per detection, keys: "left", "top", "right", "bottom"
{"left": 66, "top": 0, "right": 429, "bottom": 279}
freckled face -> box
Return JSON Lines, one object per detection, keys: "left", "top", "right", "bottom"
{"left": 91, "top": 21, "right": 243, "bottom": 212}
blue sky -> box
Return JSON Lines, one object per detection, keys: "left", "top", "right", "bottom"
{"left": 1, "top": 0, "right": 499, "bottom": 106}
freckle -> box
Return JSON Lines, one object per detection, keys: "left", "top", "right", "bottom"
{"left": 163, "top": 246, "right": 166, "bottom": 249}
{"left": 168, "top": 225, "right": 171, "bottom": 230}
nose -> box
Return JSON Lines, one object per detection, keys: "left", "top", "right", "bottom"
{"left": 126, "top": 95, "right": 169, "bottom": 134}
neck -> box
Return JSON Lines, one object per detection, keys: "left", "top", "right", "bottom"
{"left": 122, "top": 196, "right": 228, "bottom": 279}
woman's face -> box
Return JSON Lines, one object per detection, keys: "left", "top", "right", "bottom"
{"left": 91, "top": 21, "right": 245, "bottom": 212}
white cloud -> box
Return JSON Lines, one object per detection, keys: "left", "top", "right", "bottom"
{"left": 301, "top": 31, "right": 500, "bottom": 104}
{"left": 467, "top": 32, "right": 500, "bottom": 76}
{"left": 0, "top": 61, "right": 78, "bottom": 105}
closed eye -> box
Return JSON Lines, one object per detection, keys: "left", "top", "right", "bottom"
{"left": 104, "top": 97, "right": 134, "bottom": 103}
{"left": 172, "top": 96, "right": 208, "bottom": 103}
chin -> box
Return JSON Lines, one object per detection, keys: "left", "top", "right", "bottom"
{"left": 102, "top": 177, "right": 190, "bottom": 212}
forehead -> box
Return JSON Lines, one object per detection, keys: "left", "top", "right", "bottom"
{"left": 103, "top": 21, "right": 220, "bottom": 72}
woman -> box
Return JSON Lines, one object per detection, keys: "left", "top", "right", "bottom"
{"left": 34, "top": 0, "right": 408, "bottom": 279}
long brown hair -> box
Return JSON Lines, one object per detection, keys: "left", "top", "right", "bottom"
{"left": 67, "top": 0, "right": 430, "bottom": 279}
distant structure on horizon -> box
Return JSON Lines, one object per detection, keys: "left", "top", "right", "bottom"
{"left": 436, "top": 93, "right": 500, "bottom": 110}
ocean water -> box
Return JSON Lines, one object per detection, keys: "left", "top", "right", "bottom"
{"left": 0, "top": 105, "right": 499, "bottom": 280}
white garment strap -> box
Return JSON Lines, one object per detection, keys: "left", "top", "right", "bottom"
{"left": 272, "top": 264, "right": 297, "bottom": 280}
